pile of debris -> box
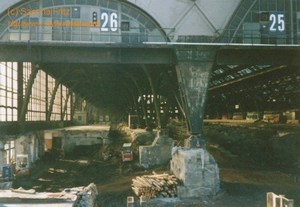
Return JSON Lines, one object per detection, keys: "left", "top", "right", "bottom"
{"left": 72, "top": 183, "right": 98, "bottom": 207}
{"left": 132, "top": 172, "right": 178, "bottom": 198}
{"left": 0, "top": 183, "right": 98, "bottom": 207}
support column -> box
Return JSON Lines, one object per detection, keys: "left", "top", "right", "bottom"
{"left": 17, "top": 62, "right": 23, "bottom": 122}
{"left": 19, "top": 63, "right": 39, "bottom": 129}
{"left": 62, "top": 90, "right": 71, "bottom": 121}
{"left": 175, "top": 45, "right": 216, "bottom": 147}
{"left": 121, "top": 81, "right": 141, "bottom": 128}
{"left": 139, "top": 66, "right": 174, "bottom": 168}
{"left": 46, "top": 80, "right": 60, "bottom": 121}
{"left": 142, "top": 65, "right": 161, "bottom": 129}
{"left": 171, "top": 45, "right": 220, "bottom": 199}
{"left": 127, "top": 73, "right": 150, "bottom": 129}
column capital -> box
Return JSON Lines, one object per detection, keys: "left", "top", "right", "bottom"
{"left": 175, "top": 45, "right": 218, "bottom": 62}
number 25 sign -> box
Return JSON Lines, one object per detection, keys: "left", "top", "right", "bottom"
{"left": 269, "top": 12, "right": 285, "bottom": 34}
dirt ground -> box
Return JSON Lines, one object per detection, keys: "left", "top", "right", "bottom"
{"left": 13, "top": 121, "right": 300, "bottom": 207}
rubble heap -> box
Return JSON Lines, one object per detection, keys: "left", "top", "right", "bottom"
{"left": 70, "top": 183, "right": 98, "bottom": 207}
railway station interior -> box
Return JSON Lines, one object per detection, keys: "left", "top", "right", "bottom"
{"left": 0, "top": 0, "right": 299, "bottom": 206}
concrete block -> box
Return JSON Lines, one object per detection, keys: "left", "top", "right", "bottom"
{"left": 171, "top": 147, "right": 220, "bottom": 199}
{"left": 139, "top": 135, "right": 174, "bottom": 168}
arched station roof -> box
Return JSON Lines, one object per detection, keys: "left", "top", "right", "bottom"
{"left": 0, "top": 0, "right": 240, "bottom": 42}
{"left": 0, "top": 0, "right": 169, "bottom": 43}
{"left": 0, "top": 0, "right": 299, "bottom": 130}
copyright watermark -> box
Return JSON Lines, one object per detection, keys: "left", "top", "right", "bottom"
{"left": 8, "top": 21, "right": 101, "bottom": 27}
{"left": 7, "top": 7, "right": 70, "bottom": 17}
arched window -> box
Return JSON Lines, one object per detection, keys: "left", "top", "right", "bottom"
{"left": 0, "top": 0, "right": 167, "bottom": 43}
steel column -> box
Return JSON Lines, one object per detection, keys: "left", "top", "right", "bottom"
{"left": 142, "top": 65, "right": 161, "bottom": 129}
{"left": 46, "top": 80, "right": 60, "bottom": 121}
{"left": 17, "top": 62, "right": 23, "bottom": 121}
{"left": 19, "top": 63, "right": 39, "bottom": 124}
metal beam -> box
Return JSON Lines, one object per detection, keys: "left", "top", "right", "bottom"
{"left": 126, "top": 72, "right": 150, "bottom": 128}
{"left": 142, "top": 65, "right": 162, "bottom": 129}
{"left": 216, "top": 47, "right": 300, "bottom": 65}
{"left": 17, "top": 62, "right": 23, "bottom": 121}
{"left": 19, "top": 64, "right": 39, "bottom": 124}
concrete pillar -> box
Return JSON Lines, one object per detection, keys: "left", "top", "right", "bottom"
{"left": 175, "top": 45, "right": 216, "bottom": 147}
{"left": 171, "top": 46, "right": 220, "bottom": 199}
{"left": 176, "top": 62, "right": 212, "bottom": 134}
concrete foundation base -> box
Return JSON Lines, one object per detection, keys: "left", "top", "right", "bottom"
{"left": 139, "top": 131, "right": 174, "bottom": 168}
{"left": 171, "top": 147, "right": 220, "bottom": 199}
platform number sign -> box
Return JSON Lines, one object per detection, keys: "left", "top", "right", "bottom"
{"left": 100, "top": 9, "right": 118, "bottom": 32}
{"left": 269, "top": 12, "right": 285, "bottom": 34}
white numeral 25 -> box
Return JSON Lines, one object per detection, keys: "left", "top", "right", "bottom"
{"left": 269, "top": 13, "right": 285, "bottom": 32}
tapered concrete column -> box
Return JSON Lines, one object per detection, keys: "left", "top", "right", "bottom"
{"left": 172, "top": 46, "right": 220, "bottom": 199}
{"left": 176, "top": 62, "right": 213, "bottom": 134}
{"left": 175, "top": 45, "right": 217, "bottom": 147}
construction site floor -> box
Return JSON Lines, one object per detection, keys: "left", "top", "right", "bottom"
{"left": 11, "top": 122, "right": 300, "bottom": 207}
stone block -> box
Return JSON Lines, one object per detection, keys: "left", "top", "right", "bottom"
{"left": 139, "top": 135, "right": 174, "bottom": 168}
{"left": 170, "top": 147, "right": 220, "bottom": 199}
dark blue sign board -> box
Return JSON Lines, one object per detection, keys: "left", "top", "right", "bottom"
{"left": 268, "top": 12, "right": 285, "bottom": 35}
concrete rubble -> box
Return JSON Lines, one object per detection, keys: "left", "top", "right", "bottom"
{"left": 0, "top": 183, "right": 98, "bottom": 207}
{"left": 71, "top": 183, "right": 99, "bottom": 207}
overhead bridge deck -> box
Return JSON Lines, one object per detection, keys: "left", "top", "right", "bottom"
{"left": 0, "top": 40, "right": 299, "bottom": 134}
{"left": 1, "top": 41, "right": 300, "bottom": 65}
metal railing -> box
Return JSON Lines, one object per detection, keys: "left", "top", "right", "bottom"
{"left": 267, "top": 192, "right": 294, "bottom": 207}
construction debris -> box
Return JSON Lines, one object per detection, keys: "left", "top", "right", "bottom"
{"left": 132, "top": 172, "right": 178, "bottom": 199}
{"left": 69, "top": 183, "right": 98, "bottom": 207}
{"left": 0, "top": 183, "right": 98, "bottom": 207}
